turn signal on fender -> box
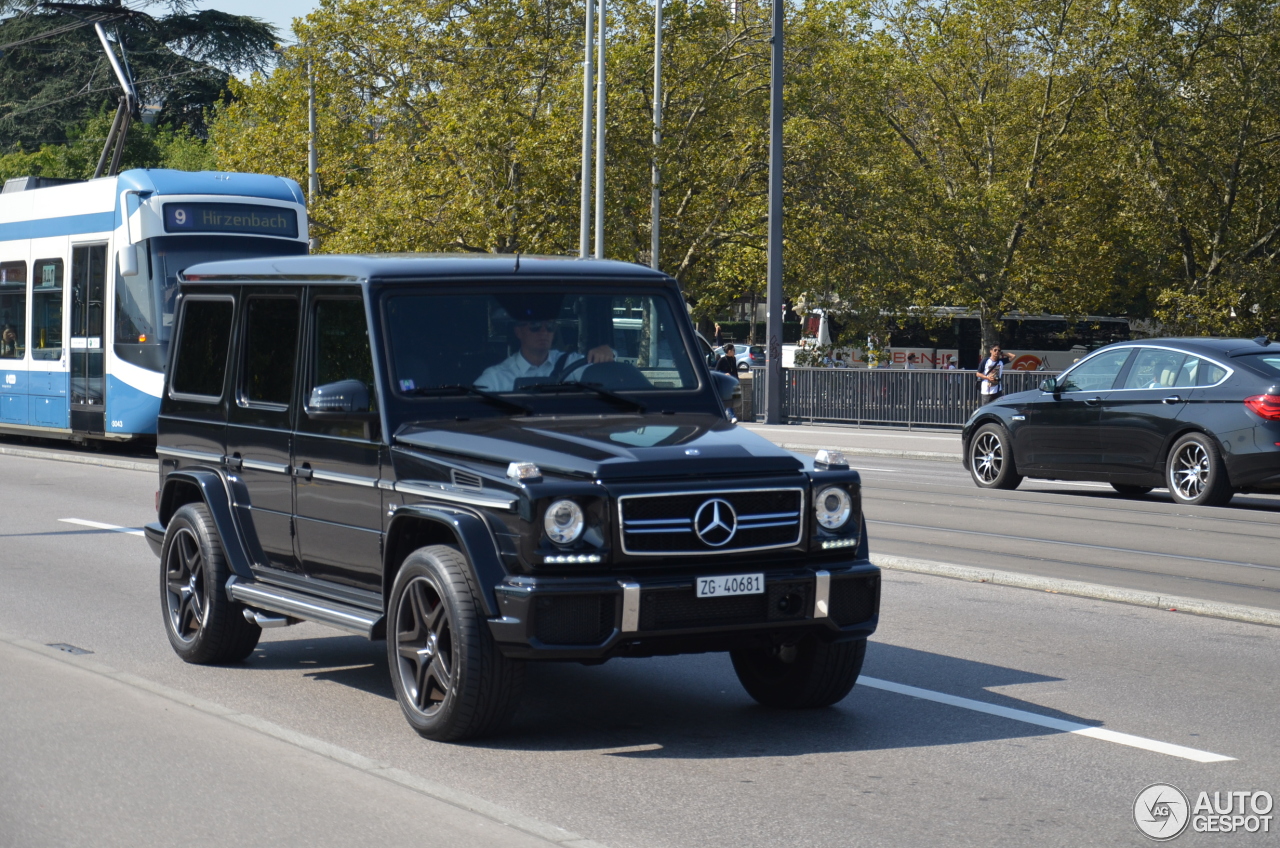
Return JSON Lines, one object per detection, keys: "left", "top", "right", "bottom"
{"left": 1244, "top": 394, "right": 1280, "bottom": 421}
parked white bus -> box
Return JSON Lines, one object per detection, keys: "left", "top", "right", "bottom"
{"left": 0, "top": 169, "right": 307, "bottom": 440}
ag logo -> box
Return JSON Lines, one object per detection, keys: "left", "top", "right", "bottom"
{"left": 1134, "top": 783, "right": 1190, "bottom": 840}
{"left": 694, "top": 498, "right": 736, "bottom": 547}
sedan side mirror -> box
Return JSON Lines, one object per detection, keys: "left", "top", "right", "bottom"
{"left": 1039, "top": 377, "right": 1057, "bottom": 393}
{"left": 307, "top": 379, "right": 370, "bottom": 415}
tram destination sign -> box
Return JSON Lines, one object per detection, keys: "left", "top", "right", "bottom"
{"left": 163, "top": 202, "right": 298, "bottom": 239}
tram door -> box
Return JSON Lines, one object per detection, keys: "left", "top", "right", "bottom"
{"left": 69, "top": 244, "right": 106, "bottom": 434}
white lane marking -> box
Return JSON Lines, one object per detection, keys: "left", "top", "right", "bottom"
{"left": 58, "top": 518, "right": 145, "bottom": 537}
{"left": 860, "top": 677, "right": 1233, "bottom": 763}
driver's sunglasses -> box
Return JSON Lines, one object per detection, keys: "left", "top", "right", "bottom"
{"left": 519, "top": 321, "right": 558, "bottom": 333}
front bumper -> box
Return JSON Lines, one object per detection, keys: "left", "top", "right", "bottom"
{"left": 488, "top": 560, "right": 880, "bottom": 660}
{"left": 144, "top": 522, "right": 165, "bottom": 557}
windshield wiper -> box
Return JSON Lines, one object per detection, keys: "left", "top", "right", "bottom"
{"left": 517, "top": 381, "right": 646, "bottom": 413}
{"left": 404, "top": 384, "right": 531, "bottom": 414}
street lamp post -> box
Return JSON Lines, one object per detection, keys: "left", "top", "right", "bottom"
{"left": 594, "top": 0, "right": 607, "bottom": 259}
{"left": 764, "top": 0, "right": 784, "bottom": 424}
{"left": 579, "top": 0, "right": 596, "bottom": 258}
{"left": 651, "top": 0, "right": 662, "bottom": 270}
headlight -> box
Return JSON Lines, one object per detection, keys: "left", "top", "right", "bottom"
{"left": 814, "top": 486, "right": 853, "bottom": 531}
{"left": 544, "top": 499, "right": 585, "bottom": 545}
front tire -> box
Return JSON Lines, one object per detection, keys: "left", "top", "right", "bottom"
{"left": 1166, "top": 433, "right": 1233, "bottom": 506}
{"left": 968, "top": 423, "right": 1023, "bottom": 490}
{"left": 160, "top": 503, "right": 260, "bottom": 664}
{"left": 387, "top": 545, "right": 525, "bottom": 741}
{"left": 731, "top": 636, "right": 866, "bottom": 708}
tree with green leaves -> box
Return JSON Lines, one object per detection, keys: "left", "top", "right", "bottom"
{"left": 0, "top": 0, "right": 277, "bottom": 174}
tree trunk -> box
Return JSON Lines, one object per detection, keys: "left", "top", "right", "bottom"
{"left": 978, "top": 309, "right": 1000, "bottom": 363}
{"left": 748, "top": 289, "right": 758, "bottom": 344}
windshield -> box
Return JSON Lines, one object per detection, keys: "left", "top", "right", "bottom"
{"left": 384, "top": 289, "right": 700, "bottom": 398}
{"left": 115, "top": 235, "right": 307, "bottom": 371}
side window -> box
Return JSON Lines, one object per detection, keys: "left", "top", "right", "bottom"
{"left": 31, "top": 258, "right": 63, "bottom": 361}
{"left": 0, "top": 261, "right": 26, "bottom": 359}
{"left": 1196, "top": 359, "right": 1228, "bottom": 386}
{"left": 242, "top": 296, "right": 300, "bottom": 407}
{"left": 171, "top": 298, "right": 234, "bottom": 400}
{"left": 1059, "top": 348, "right": 1133, "bottom": 393}
{"left": 1122, "top": 348, "right": 1186, "bottom": 390}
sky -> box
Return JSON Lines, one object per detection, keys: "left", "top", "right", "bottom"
{"left": 189, "top": 1, "right": 319, "bottom": 44}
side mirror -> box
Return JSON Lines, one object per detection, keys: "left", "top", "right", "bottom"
{"left": 1039, "top": 377, "right": 1057, "bottom": 393}
{"left": 307, "top": 379, "right": 370, "bottom": 415}
{"left": 119, "top": 244, "right": 139, "bottom": 277}
{"left": 710, "top": 370, "right": 739, "bottom": 402}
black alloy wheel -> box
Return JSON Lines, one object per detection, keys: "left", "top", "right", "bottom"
{"left": 1166, "top": 433, "right": 1234, "bottom": 507}
{"left": 730, "top": 636, "right": 866, "bottom": 708}
{"left": 1111, "top": 483, "right": 1154, "bottom": 497}
{"left": 160, "top": 503, "right": 260, "bottom": 663}
{"left": 968, "top": 423, "right": 1023, "bottom": 490}
{"left": 387, "top": 545, "right": 525, "bottom": 741}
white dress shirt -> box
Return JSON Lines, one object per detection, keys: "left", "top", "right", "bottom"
{"left": 474, "top": 349, "right": 587, "bottom": 392}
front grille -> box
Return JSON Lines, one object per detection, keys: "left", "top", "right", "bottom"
{"left": 639, "top": 580, "right": 812, "bottom": 631}
{"left": 829, "top": 576, "right": 879, "bottom": 626}
{"left": 533, "top": 594, "right": 616, "bottom": 645}
{"left": 620, "top": 488, "right": 804, "bottom": 555}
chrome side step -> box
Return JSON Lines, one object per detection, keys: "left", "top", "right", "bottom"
{"left": 227, "top": 577, "right": 383, "bottom": 639}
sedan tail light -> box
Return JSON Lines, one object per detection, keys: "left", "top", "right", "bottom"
{"left": 1244, "top": 393, "right": 1280, "bottom": 421}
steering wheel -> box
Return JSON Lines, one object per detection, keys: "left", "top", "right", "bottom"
{"left": 577, "top": 361, "right": 652, "bottom": 391}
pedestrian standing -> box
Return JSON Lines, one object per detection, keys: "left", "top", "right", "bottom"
{"left": 976, "top": 344, "right": 1007, "bottom": 403}
{"left": 942, "top": 355, "right": 957, "bottom": 370}
{"left": 715, "top": 343, "right": 738, "bottom": 376}
{"left": 905, "top": 353, "right": 918, "bottom": 370}
{"left": 714, "top": 322, "right": 724, "bottom": 347}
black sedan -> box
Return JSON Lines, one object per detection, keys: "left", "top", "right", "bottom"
{"left": 962, "top": 338, "right": 1280, "bottom": 506}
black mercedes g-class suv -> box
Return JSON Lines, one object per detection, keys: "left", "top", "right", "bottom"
{"left": 145, "top": 254, "right": 880, "bottom": 740}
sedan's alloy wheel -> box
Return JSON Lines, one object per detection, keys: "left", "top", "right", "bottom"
{"left": 972, "top": 432, "right": 1003, "bottom": 484}
{"left": 1171, "top": 442, "right": 1210, "bottom": 501}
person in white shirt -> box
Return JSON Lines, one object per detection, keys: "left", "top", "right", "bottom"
{"left": 976, "top": 344, "right": 1007, "bottom": 402}
{"left": 474, "top": 319, "right": 614, "bottom": 392}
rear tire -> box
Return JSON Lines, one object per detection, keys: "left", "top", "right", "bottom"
{"left": 967, "top": 424, "right": 1023, "bottom": 490}
{"left": 1110, "top": 483, "right": 1153, "bottom": 497}
{"left": 387, "top": 545, "right": 525, "bottom": 741}
{"left": 160, "top": 503, "right": 260, "bottom": 664}
{"left": 731, "top": 636, "right": 866, "bottom": 708}
{"left": 1166, "top": 433, "right": 1233, "bottom": 506}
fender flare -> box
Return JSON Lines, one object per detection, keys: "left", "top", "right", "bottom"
{"left": 386, "top": 505, "right": 508, "bottom": 618}
{"left": 160, "top": 469, "right": 256, "bottom": 580}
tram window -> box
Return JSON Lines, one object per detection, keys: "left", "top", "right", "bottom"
{"left": 0, "top": 262, "right": 26, "bottom": 359}
{"left": 31, "top": 259, "right": 63, "bottom": 361}
{"left": 242, "top": 296, "right": 299, "bottom": 406}
{"left": 171, "top": 298, "right": 234, "bottom": 400}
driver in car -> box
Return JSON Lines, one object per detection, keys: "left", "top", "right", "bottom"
{"left": 475, "top": 308, "right": 614, "bottom": 392}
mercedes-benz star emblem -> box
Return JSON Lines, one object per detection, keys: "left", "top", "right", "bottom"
{"left": 694, "top": 498, "right": 737, "bottom": 547}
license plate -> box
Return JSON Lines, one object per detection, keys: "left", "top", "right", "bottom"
{"left": 696, "top": 573, "right": 765, "bottom": 598}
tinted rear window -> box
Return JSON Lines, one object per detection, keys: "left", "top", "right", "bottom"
{"left": 171, "top": 298, "right": 233, "bottom": 399}
{"left": 1239, "top": 353, "right": 1280, "bottom": 379}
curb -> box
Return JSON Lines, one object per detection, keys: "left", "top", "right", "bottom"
{"left": 0, "top": 444, "right": 156, "bottom": 473}
{"left": 778, "top": 443, "right": 960, "bottom": 463}
{"left": 871, "top": 553, "right": 1280, "bottom": 628}
{"left": 0, "top": 632, "right": 610, "bottom": 848}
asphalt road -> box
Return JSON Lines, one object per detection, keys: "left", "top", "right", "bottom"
{"left": 2, "top": 450, "right": 1279, "bottom": 846}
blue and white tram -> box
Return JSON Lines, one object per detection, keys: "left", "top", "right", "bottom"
{"left": 0, "top": 169, "right": 308, "bottom": 440}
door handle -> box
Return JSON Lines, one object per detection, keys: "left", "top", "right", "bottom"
{"left": 1162, "top": 395, "right": 1182, "bottom": 404}
{"left": 1084, "top": 396, "right": 1102, "bottom": 406}
{"left": 227, "top": 452, "right": 243, "bottom": 472}
{"left": 294, "top": 463, "right": 313, "bottom": 481}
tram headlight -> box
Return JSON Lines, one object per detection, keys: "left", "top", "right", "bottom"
{"left": 814, "top": 486, "right": 853, "bottom": 531}
{"left": 544, "top": 499, "right": 585, "bottom": 546}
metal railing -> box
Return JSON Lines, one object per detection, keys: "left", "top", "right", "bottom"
{"left": 748, "top": 368, "right": 1056, "bottom": 428}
